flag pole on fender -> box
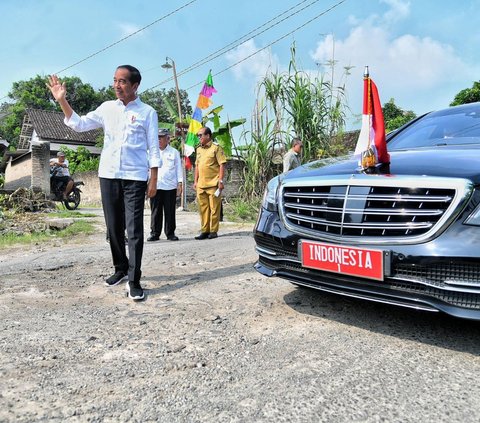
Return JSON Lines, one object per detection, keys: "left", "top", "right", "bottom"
{"left": 354, "top": 66, "right": 390, "bottom": 169}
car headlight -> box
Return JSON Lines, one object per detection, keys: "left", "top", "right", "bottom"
{"left": 465, "top": 203, "right": 480, "bottom": 226}
{"left": 262, "top": 175, "right": 281, "bottom": 212}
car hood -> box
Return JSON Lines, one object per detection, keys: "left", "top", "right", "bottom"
{"left": 287, "top": 146, "right": 480, "bottom": 184}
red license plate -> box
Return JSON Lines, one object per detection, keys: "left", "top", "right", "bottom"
{"left": 301, "top": 240, "right": 384, "bottom": 281}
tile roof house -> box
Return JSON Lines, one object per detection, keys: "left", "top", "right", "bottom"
{"left": 3, "top": 109, "right": 103, "bottom": 193}
{"left": 18, "top": 108, "right": 103, "bottom": 155}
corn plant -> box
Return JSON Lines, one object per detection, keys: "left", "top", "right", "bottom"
{"left": 278, "top": 45, "right": 349, "bottom": 161}
{"left": 238, "top": 43, "right": 350, "bottom": 200}
{"left": 261, "top": 72, "right": 285, "bottom": 150}
{"left": 238, "top": 118, "right": 282, "bottom": 200}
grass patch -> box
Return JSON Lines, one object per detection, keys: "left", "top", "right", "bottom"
{"left": 0, "top": 214, "right": 97, "bottom": 249}
{"left": 49, "top": 210, "right": 97, "bottom": 218}
{"left": 57, "top": 220, "right": 96, "bottom": 238}
{"left": 0, "top": 231, "right": 55, "bottom": 247}
{"left": 224, "top": 198, "right": 261, "bottom": 222}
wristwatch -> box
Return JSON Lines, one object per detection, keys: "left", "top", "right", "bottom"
{"left": 219, "top": 179, "right": 224, "bottom": 183}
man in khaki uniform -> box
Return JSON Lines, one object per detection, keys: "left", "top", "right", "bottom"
{"left": 194, "top": 126, "right": 227, "bottom": 240}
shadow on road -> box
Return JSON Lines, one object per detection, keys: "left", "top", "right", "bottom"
{"left": 283, "top": 286, "right": 480, "bottom": 356}
{"left": 219, "top": 231, "right": 254, "bottom": 238}
{"left": 147, "top": 262, "right": 254, "bottom": 296}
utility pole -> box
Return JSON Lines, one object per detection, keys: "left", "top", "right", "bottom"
{"left": 162, "top": 57, "right": 187, "bottom": 211}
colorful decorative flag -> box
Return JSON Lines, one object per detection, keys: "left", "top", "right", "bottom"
{"left": 184, "top": 71, "right": 217, "bottom": 156}
{"left": 184, "top": 155, "right": 192, "bottom": 171}
{"left": 354, "top": 66, "right": 390, "bottom": 169}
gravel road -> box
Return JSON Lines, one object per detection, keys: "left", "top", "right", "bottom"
{"left": 1, "top": 208, "right": 480, "bottom": 422}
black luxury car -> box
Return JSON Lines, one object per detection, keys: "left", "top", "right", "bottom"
{"left": 254, "top": 102, "right": 480, "bottom": 320}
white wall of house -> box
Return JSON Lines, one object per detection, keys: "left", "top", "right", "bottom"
{"left": 31, "top": 130, "right": 101, "bottom": 155}
{"left": 50, "top": 141, "right": 101, "bottom": 155}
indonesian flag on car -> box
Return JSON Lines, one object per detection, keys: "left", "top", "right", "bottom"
{"left": 354, "top": 66, "right": 390, "bottom": 169}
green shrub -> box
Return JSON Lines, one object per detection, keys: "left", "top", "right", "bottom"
{"left": 59, "top": 146, "right": 99, "bottom": 175}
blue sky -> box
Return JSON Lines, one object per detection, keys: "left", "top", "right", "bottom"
{"left": 2, "top": 0, "right": 480, "bottom": 137}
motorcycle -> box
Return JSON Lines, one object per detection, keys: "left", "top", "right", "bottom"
{"left": 50, "top": 165, "right": 84, "bottom": 210}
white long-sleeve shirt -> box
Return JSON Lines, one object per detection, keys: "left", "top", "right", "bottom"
{"left": 65, "top": 98, "right": 161, "bottom": 181}
{"left": 157, "top": 144, "right": 182, "bottom": 190}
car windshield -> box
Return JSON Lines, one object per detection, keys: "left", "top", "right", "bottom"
{"left": 387, "top": 103, "right": 480, "bottom": 150}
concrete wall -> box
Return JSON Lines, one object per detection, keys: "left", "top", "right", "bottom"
{"left": 31, "top": 142, "right": 50, "bottom": 193}
{"left": 74, "top": 171, "right": 101, "bottom": 204}
{"left": 223, "top": 159, "right": 244, "bottom": 198}
{"left": 4, "top": 142, "right": 51, "bottom": 193}
{"left": 4, "top": 154, "right": 32, "bottom": 191}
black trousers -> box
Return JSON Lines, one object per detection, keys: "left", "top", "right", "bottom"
{"left": 149, "top": 188, "right": 177, "bottom": 238}
{"left": 100, "top": 178, "right": 147, "bottom": 283}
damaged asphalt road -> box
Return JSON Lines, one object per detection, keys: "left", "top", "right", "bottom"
{"left": 1, "top": 209, "right": 480, "bottom": 422}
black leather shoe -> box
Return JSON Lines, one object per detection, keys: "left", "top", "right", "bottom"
{"left": 207, "top": 232, "right": 218, "bottom": 239}
{"left": 167, "top": 235, "right": 179, "bottom": 241}
{"left": 195, "top": 232, "right": 209, "bottom": 240}
{"left": 147, "top": 235, "right": 159, "bottom": 242}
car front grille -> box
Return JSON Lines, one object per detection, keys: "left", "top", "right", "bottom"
{"left": 254, "top": 234, "right": 297, "bottom": 258}
{"left": 258, "top": 256, "right": 480, "bottom": 309}
{"left": 394, "top": 262, "right": 480, "bottom": 291}
{"left": 389, "top": 280, "right": 480, "bottom": 309}
{"left": 280, "top": 176, "right": 472, "bottom": 242}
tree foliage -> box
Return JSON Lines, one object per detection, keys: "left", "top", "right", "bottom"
{"left": 140, "top": 88, "right": 192, "bottom": 123}
{"left": 382, "top": 98, "right": 416, "bottom": 132}
{"left": 0, "top": 75, "right": 193, "bottom": 149}
{"left": 0, "top": 75, "right": 107, "bottom": 148}
{"left": 202, "top": 105, "right": 246, "bottom": 157}
{"left": 450, "top": 81, "right": 480, "bottom": 106}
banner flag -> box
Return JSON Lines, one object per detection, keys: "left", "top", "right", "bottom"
{"left": 185, "top": 71, "right": 217, "bottom": 156}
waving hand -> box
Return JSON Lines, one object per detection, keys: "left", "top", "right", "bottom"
{"left": 46, "top": 75, "right": 67, "bottom": 102}
{"left": 46, "top": 74, "right": 73, "bottom": 119}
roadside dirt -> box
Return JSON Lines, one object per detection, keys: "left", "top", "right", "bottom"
{"left": 2, "top": 209, "right": 480, "bottom": 422}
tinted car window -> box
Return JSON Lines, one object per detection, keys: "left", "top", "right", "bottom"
{"left": 388, "top": 104, "right": 480, "bottom": 150}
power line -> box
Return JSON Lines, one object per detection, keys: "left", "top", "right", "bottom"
{"left": 186, "top": 0, "right": 347, "bottom": 91}
{"left": 143, "top": 0, "right": 314, "bottom": 77}
{"left": 178, "top": 0, "right": 322, "bottom": 79}
{"left": 143, "top": 0, "right": 322, "bottom": 92}
{"left": 0, "top": 0, "right": 197, "bottom": 103}
{"left": 55, "top": 0, "right": 198, "bottom": 75}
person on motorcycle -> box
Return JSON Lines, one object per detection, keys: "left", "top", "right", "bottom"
{"left": 50, "top": 151, "right": 74, "bottom": 200}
